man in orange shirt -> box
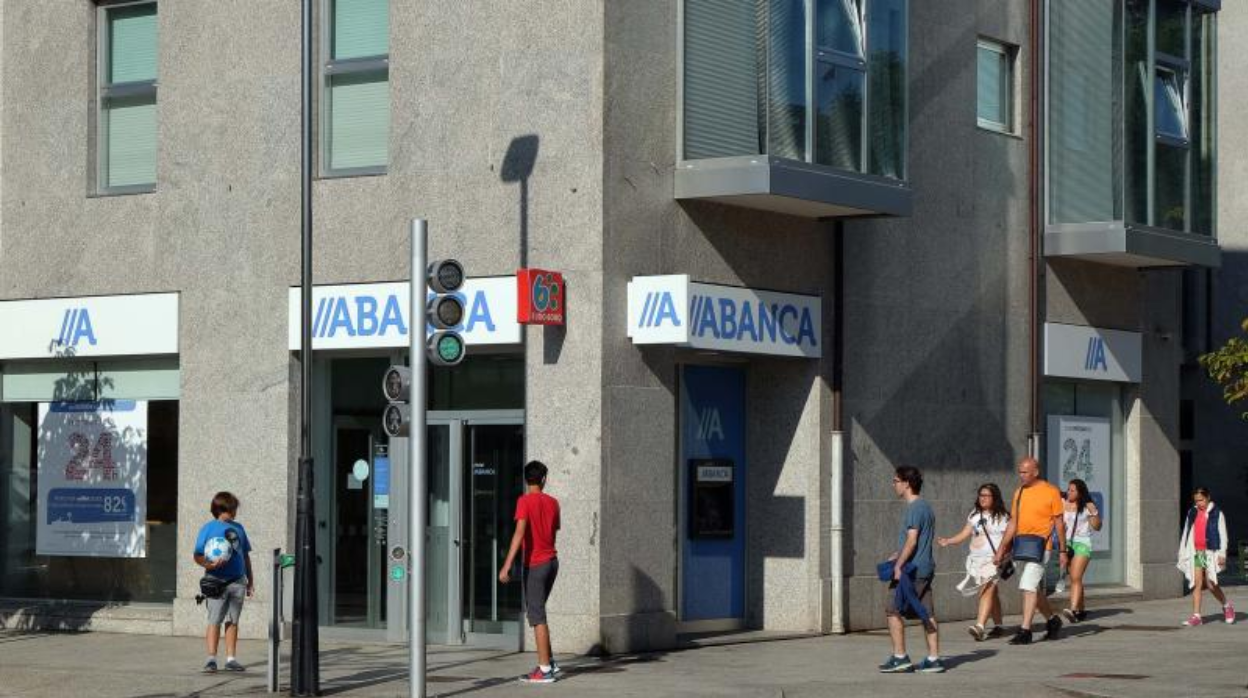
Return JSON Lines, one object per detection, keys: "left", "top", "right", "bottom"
{"left": 994, "top": 456, "right": 1067, "bottom": 644}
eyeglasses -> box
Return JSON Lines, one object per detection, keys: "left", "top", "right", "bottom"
{"left": 978, "top": 493, "right": 992, "bottom": 498}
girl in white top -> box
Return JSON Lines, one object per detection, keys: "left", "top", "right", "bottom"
{"left": 1059, "top": 478, "right": 1101, "bottom": 624}
{"left": 938, "top": 483, "right": 1010, "bottom": 641}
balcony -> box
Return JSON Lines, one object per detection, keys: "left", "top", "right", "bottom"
{"left": 676, "top": 0, "right": 911, "bottom": 219}
{"left": 1046, "top": 0, "right": 1220, "bottom": 268}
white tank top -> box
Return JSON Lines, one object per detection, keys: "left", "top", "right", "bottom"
{"left": 1064, "top": 507, "right": 1093, "bottom": 543}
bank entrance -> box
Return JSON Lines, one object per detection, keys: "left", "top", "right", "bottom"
{"left": 314, "top": 355, "right": 524, "bottom": 648}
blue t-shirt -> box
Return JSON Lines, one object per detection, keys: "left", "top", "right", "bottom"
{"left": 194, "top": 519, "right": 252, "bottom": 581}
{"left": 897, "top": 498, "right": 936, "bottom": 579}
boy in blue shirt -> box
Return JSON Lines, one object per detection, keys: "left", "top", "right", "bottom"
{"left": 193, "top": 491, "right": 253, "bottom": 673}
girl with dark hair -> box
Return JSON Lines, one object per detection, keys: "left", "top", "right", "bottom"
{"left": 1178, "top": 487, "right": 1234, "bottom": 626}
{"left": 938, "top": 483, "right": 1010, "bottom": 641}
{"left": 1058, "top": 479, "right": 1101, "bottom": 623}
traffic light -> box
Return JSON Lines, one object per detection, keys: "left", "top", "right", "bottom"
{"left": 382, "top": 365, "right": 412, "bottom": 438}
{"left": 381, "top": 261, "right": 468, "bottom": 438}
{"left": 426, "top": 259, "right": 466, "bottom": 367}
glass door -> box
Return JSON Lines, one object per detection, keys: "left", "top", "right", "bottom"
{"left": 423, "top": 411, "right": 524, "bottom": 649}
{"left": 330, "top": 417, "right": 387, "bottom": 629}
{"left": 461, "top": 420, "right": 525, "bottom": 647}
{"left": 425, "top": 420, "right": 459, "bottom": 645}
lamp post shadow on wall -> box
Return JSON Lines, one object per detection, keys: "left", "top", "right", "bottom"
{"left": 501, "top": 134, "right": 565, "bottom": 363}
{"left": 501, "top": 135, "right": 539, "bottom": 270}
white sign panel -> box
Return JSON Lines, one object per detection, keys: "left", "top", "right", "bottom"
{"left": 627, "top": 275, "right": 821, "bottom": 358}
{"left": 1044, "top": 323, "right": 1141, "bottom": 383}
{"left": 288, "top": 278, "right": 521, "bottom": 350}
{"left": 1047, "top": 415, "right": 1111, "bottom": 552}
{"left": 0, "top": 293, "right": 178, "bottom": 360}
{"left": 37, "top": 401, "right": 148, "bottom": 558}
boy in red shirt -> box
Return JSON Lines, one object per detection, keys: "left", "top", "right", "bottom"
{"left": 500, "top": 460, "right": 561, "bottom": 683}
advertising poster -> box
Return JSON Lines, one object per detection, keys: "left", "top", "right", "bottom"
{"left": 1047, "top": 415, "right": 1111, "bottom": 552}
{"left": 37, "top": 401, "right": 148, "bottom": 558}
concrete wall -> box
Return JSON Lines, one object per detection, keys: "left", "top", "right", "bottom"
{"left": 0, "top": 0, "right": 607, "bottom": 643}
{"left": 599, "top": 0, "right": 834, "bottom": 651}
{"left": 841, "top": 0, "right": 1034, "bottom": 628}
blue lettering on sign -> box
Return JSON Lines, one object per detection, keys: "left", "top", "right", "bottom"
{"left": 312, "top": 292, "right": 500, "bottom": 339}
{"left": 46, "top": 488, "right": 136, "bottom": 524}
{"left": 53, "top": 308, "right": 98, "bottom": 348}
{"left": 379, "top": 295, "right": 407, "bottom": 336}
{"left": 688, "top": 294, "right": 817, "bottom": 348}
{"left": 637, "top": 291, "right": 682, "bottom": 329}
{"left": 355, "top": 296, "right": 379, "bottom": 336}
{"left": 1085, "top": 337, "right": 1108, "bottom": 372}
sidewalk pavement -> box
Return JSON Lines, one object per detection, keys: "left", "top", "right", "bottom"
{"left": 2, "top": 589, "right": 1247, "bottom": 698}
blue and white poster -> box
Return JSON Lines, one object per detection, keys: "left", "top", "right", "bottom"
{"left": 37, "top": 401, "right": 148, "bottom": 558}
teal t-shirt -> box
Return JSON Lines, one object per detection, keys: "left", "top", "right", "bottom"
{"left": 898, "top": 498, "right": 936, "bottom": 579}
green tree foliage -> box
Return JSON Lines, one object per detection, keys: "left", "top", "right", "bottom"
{"left": 1199, "top": 318, "right": 1248, "bottom": 421}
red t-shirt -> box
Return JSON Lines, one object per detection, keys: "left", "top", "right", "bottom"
{"left": 1194, "top": 509, "right": 1208, "bottom": 551}
{"left": 515, "top": 491, "right": 560, "bottom": 567}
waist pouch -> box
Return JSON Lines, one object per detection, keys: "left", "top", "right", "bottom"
{"left": 1013, "top": 534, "right": 1046, "bottom": 563}
{"left": 198, "top": 574, "right": 237, "bottom": 601}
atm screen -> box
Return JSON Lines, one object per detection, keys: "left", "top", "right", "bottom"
{"left": 689, "top": 458, "right": 734, "bottom": 538}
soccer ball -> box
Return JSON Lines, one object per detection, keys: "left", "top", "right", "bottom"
{"left": 204, "top": 536, "right": 233, "bottom": 565}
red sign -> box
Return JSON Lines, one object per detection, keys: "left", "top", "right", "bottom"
{"left": 516, "top": 269, "right": 565, "bottom": 325}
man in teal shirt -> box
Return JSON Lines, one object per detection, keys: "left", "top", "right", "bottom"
{"left": 879, "top": 466, "right": 943, "bottom": 674}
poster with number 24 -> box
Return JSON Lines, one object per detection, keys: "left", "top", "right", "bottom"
{"left": 37, "top": 401, "right": 147, "bottom": 558}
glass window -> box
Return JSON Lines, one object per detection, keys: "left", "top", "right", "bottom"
{"left": 1191, "top": 11, "right": 1216, "bottom": 236}
{"left": 1049, "top": 0, "right": 1117, "bottom": 223}
{"left": 977, "top": 40, "right": 1012, "bottom": 132}
{"left": 766, "top": 0, "right": 808, "bottom": 161}
{"left": 324, "top": 0, "right": 390, "bottom": 174}
{"left": 1049, "top": 0, "right": 1216, "bottom": 238}
{"left": 815, "top": 62, "right": 864, "bottom": 170}
{"left": 1155, "top": 68, "right": 1188, "bottom": 143}
{"left": 682, "top": 0, "right": 907, "bottom": 180}
{"left": 817, "top": 0, "right": 863, "bottom": 58}
{"left": 98, "top": 2, "right": 158, "bottom": 193}
{"left": 682, "top": 0, "right": 760, "bottom": 159}
{"left": 866, "top": 0, "right": 906, "bottom": 178}
{"left": 0, "top": 400, "right": 178, "bottom": 602}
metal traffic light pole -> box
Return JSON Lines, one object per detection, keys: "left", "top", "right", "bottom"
{"left": 409, "top": 219, "right": 428, "bottom": 698}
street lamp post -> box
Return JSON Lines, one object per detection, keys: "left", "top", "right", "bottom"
{"left": 292, "top": 0, "right": 321, "bottom": 692}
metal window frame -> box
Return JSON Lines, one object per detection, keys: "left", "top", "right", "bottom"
{"left": 95, "top": 0, "right": 158, "bottom": 196}
{"left": 976, "top": 38, "right": 1015, "bottom": 134}
{"left": 320, "top": 0, "right": 390, "bottom": 178}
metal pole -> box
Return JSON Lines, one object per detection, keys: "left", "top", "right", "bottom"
{"left": 409, "top": 219, "right": 428, "bottom": 698}
{"left": 292, "top": 0, "right": 320, "bottom": 691}
{"left": 269, "top": 548, "right": 280, "bottom": 693}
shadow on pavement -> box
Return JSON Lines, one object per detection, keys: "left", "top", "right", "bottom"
{"left": 942, "top": 649, "right": 998, "bottom": 670}
{"left": 1083, "top": 606, "right": 1134, "bottom": 621}
{"left": 1057, "top": 623, "right": 1111, "bottom": 640}
{"left": 0, "top": 632, "right": 51, "bottom": 645}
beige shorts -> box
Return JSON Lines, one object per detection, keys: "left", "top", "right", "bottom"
{"left": 1018, "top": 551, "right": 1051, "bottom": 592}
